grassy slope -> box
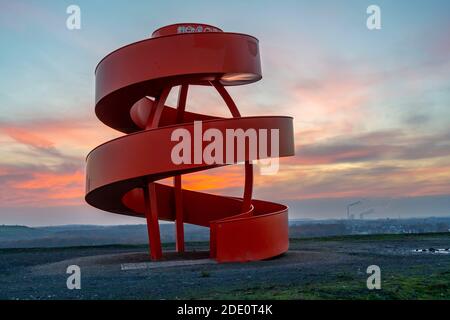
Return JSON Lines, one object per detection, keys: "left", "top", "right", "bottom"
{"left": 206, "top": 271, "right": 450, "bottom": 300}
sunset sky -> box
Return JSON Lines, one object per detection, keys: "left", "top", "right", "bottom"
{"left": 1, "top": 0, "right": 450, "bottom": 225}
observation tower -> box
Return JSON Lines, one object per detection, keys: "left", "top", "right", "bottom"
{"left": 85, "top": 23, "right": 295, "bottom": 262}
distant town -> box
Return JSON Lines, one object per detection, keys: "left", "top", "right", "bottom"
{"left": 289, "top": 217, "right": 450, "bottom": 238}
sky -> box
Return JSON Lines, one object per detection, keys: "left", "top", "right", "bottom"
{"left": 0, "top": 0, "right": 449, "bottom": 226}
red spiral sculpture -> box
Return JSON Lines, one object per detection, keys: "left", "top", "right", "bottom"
{"left": 85, "top": 24, "right": 295, "bottom": 262}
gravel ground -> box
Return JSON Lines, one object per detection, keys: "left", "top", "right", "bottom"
{"left": 0, "top": 233, "right": 449, "bottom": 300}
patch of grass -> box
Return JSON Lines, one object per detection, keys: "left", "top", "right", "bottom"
{"left": 204, "top": 270, "right": 450, "bottom": 300}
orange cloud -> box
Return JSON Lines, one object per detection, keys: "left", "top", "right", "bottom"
{"left": 3, "top": 127, "right": 54, "bottom": 149}
{"left": 13, "top": 170, "right": 84, "bottom": 191}
{"left": 3, "top": 118, "right": 120, "bottom": 151}
{"left": 1, "top": 167, "right": 85, "bottom": 207}
{"left": 181, "top": 167, "right": 244, "bottom": 192}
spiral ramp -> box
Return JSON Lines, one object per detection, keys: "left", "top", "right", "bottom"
{"left": 85, "top": 24, "right": 295, "bottom": 262}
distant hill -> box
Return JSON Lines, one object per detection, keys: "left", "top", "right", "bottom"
{"left": 0, "top": 225, "right": 53, "bottom": 241}
{"left": 0, "top": 217, "right": 449, "bottom": 249}
{"left": 0, "top": 224, "right": 209, "bottom": 248}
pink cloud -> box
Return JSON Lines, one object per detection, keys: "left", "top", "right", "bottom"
{"left": 2, "top": 127, "right": 54, "bottom": 149}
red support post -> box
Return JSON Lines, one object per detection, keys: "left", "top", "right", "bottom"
{"left": 143, "top": 86, "right": 172, "bottom": 260}
{"left": 211, "top": 80, "right": 254, "bottom": 213}
{"left": 143, "top": 182, "right": 162, "bottom": 260}
{"left": 174, "top": 175, "right": 185, "bottom": 252}
{"left": 174, "top": 84, "right": 188, "bottom": 252}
